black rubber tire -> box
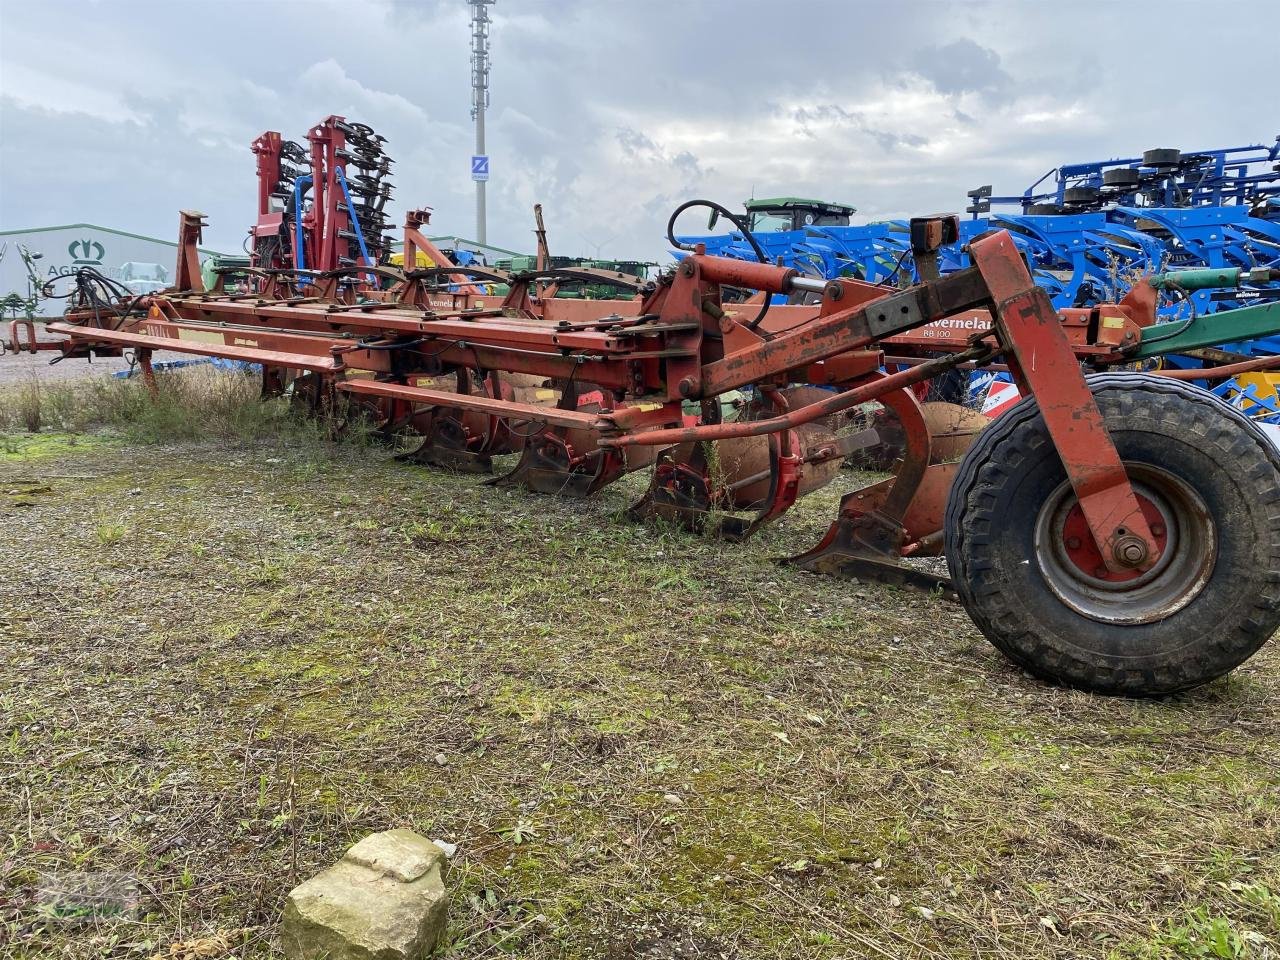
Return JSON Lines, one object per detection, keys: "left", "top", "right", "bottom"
{"left": 1063, "top": 186, "right": 1099, "bottom": 205}
{"left": 1025, "top": 203, "right": 1062, "bottom": 216}
{"left": 1143, "top": 147, "right": 1181, "bottom": 168}
{"left": 1103, "top": 167, "right": 1141, "bottom": 187}
{"left": 945, "top": 374, "right": 1280, "bottom": 695}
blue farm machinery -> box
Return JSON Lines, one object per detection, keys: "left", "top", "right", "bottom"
{"left": 677, "top": 138, "right": 1280, "bottom": 420}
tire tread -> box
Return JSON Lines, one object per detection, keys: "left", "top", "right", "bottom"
{"left": 945, "top": 374, "right": 1280, "bottom": 695}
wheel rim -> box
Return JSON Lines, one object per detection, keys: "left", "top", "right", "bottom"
{"left": 1033, "top": 464, "right": 1217, "bottom": 625}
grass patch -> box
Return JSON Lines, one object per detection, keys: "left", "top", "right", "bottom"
{"left": 92, "top": 515, "right": 129, "bottom": 546}
{"left": 0, "top": 365, "right": 372, "bottom": 450}
{"left": 1108, "top": 882, "right": 1280, "bottom": 958}
{"left": 0, "top": 376, "right": 1278, "bottom": 958}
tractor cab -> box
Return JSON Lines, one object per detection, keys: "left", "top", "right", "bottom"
{"left": 745, "top": 197, "right": 857, "bottom": 232}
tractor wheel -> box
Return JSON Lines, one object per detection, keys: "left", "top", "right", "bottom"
{"left": 945, "top": 374, "right": 1280, "bottom": 696}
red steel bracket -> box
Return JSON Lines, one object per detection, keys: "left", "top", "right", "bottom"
{"left": 969, "top": 232, "right": 1158, "bottom": 574}
{"left": 6, "top": 318, "right": 67, "bottom": 353}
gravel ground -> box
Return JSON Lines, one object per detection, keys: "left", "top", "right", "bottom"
{"left": 0, "top": 349, "right": 200, "bottom": 385}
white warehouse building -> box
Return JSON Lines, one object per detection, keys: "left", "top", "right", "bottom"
{"left": 0, "top": 222, "right": 225, "bottom": 300}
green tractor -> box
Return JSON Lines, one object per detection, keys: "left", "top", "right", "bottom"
{"left": 742, "top": 197, "right": 857, "bottom": 232}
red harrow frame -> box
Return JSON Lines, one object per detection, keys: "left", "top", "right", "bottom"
{"left": 36, "top": 208, "right": 1280, "bottom": 696}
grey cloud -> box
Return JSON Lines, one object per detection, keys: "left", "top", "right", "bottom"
{"left": 383, "top": 0, "right": 453, "bottom": 18}
{"left": 616, "top": 128, "right": 661, "bottom": 160}
{"left": 672, "top": 152, "right": 702, "bottom": 176}
{"left": 1, "top": 0, "right": 1274, "bottom": 263}
{"left": 614, "top": 129, "right": 706, "bottom": 180}
{"left": 909, "top": 38, "right": 1013, "bottom": 97}
{"left": 791, "top": 105, "right": 928, "bottom": 153}
{"left": 793, "top": 105, "right": 859, "bottom": 126}
{"left": 869, "top": 129, "right": 928, "bottom": 151}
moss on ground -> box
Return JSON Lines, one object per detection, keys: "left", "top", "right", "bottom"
{"left": 1, "top": 426, "right": 1277, "bottom": 958}
{"left": 0, "top": 431, "right": 117, "bottom": 463}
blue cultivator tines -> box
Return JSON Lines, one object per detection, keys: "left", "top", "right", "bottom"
{"left": 1212, "top": 377, "right": 1280, "bottom": 419}
{"left": 678, "top": 147, "right": 1280, "bottom": 323}
{"left": 672, "top": 198, "right": 880, "bottom": 298}
{"left": 676, "top": 137, "right": 1279, "bottom": 307}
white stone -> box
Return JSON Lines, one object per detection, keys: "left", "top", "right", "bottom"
{"left": 281, "top": 829, "right": 449, "bottom": 960}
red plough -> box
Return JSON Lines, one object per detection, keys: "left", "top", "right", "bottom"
{"left": 34, "top": 198, "right": 1280, "bottom": 697}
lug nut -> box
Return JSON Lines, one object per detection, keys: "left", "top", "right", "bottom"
{"left": 1113, "top": 534, "right": 1149, "bottom": 567}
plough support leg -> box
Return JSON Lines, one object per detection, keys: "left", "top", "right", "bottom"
{"left": 971, "top": 233, "right": 1158, "bottom": 574}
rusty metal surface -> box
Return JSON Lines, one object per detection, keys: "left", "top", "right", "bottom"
{"left": 921, "top": 402, "right": 989, "bottom": 462}
{"left": 45, "top": 322, "right": 339, "bottom": 372}
{"left": 3, "top": 319, "right": 66, "bottom": 354}
{"left": 338, "top": 380, "right": 612, "bottom": 430}
{"left": 605, "top": 346, "right": 991, "bottom": 449}
{"left": 1153, "top": 353, "right": 1280, "bottom": 381}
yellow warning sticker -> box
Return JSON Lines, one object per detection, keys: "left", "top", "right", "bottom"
{"left": 177, "top": 329, "right": 226, "bottom": 345}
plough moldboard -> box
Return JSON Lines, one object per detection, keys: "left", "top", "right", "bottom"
{"left": 23, "top": 198, "right": 1280, "bottom": 698}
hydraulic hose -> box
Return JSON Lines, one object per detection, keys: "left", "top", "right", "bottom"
{"left": 666, "top": 199, "right": 772, "bottom": 331}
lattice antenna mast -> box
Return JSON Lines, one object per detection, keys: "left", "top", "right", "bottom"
{"left": 469, "top": 0, "right": 495, "bottom": 243}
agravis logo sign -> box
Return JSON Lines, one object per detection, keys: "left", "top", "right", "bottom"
{"left": 68, "top": 238, "right": 105, "bottom": 265}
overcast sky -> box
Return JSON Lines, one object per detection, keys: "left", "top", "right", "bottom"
{"left": 1, "top": 0, "right": 1275, "bottom": 262}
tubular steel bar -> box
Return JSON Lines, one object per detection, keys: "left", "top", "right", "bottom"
{"left": 1131, "top": 300, "right": 1280, "bottom": 359}
{"left": 339, "top": 379, "right": 610, "bottom": 430}
{"left": 604, "top": 345, "right": 990, "bottom": 447}
{"left": 1156, "top": 353, "right": 1280, "bottom": 380}
{"left": 698, "top": 266, "right": 999, "bottom": 397}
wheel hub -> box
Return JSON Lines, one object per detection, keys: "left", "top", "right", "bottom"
{"left": 1034, "top": 465, "right": 1216, "bottom": 625}
{"left": 1058, "top": 491, "right": 1170, "bottom": 584}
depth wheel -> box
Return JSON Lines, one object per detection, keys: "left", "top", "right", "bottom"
{"left": 1103, "top": 167, "right": 1140, "bottom": 188}
{"left": 945, "top": 374, "right": 1280, "bottom": 695}
{"left": 1063, "top": 186, "right": 1099, "bottom": 206}
{"left": 1143, "top": 147, "right": 1181, "bottom": 169}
